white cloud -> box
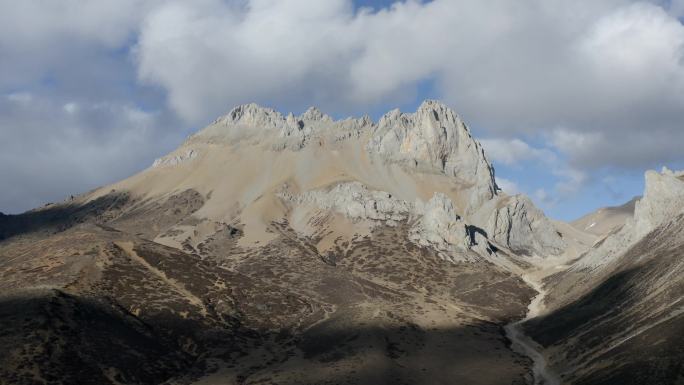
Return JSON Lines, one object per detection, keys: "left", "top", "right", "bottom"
{"left": 481, "top": 136, "right": 589, "bottom": 205}
{"left": 0, "top": 95, "right": 184, "bottom": 213}
{"left": 6, "top": 92, "right": 32, "bottom": 103}
{"left": 0, "top": 0, "right": 167, "bottom": 89}
{"left": 135, "top": 0, "right": 363, "bottom": 122}
{"left": 133, "top": 0, "right": 684, "bottom": 172}
{"left": 534, "top": 188, "right": 556, "bottom": 207}
{"left": 553, "top": 167, "right": 588, "bottom": 196}
{"left": 63, "top": 102, "right": 78, "bottom": 114}
{"left": 1, "top": 0, "right": 684, "bottom": 213}
{"left": 495, "top": 177, "right": 520, "bottom": 195}
{"left": 480, "top": 138, "right": 555, "bottom": 166}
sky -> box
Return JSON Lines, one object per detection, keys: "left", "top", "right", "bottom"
{"left": 1, "top": 0, "right": 684, "bottom": 220}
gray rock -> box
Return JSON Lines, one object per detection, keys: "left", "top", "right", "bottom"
{"left": 475, "top": 195, "right": 566, "bottom": 256}
{"left": 633, "top": 169, "right": 684, "bottom": 239}
{"left": 201, "top": 103, "right": 373, "bottom": 151}
{"left": 409, "top": 193, "right": 474, "bottom": 261}
{"left": 277, "top": 182, "right": 411, "bottom": 224}
{"left": 280, "top": 182, "right": 480, "bottom": 262}
{"left": 194, "top": 101, "right": 562, "bottom": 261}
{"left": 152, "top": 149, "right": 198, "bottom": 168}
{"left": 218, "top": 103, "right": 286, "bottom": 130}
{"left": 367, "top": 100, "right": 497, "bottom": 213}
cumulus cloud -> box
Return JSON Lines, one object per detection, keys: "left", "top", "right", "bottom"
{"left": 133, "top": 0, "right": 684, "bottom": 172}
{"left": 481, "top": 136, "right": 588, "bottom": 204}
{"left": 136, "top": 0, "right": 363, "bottom": 122}
{"left": 495, "top": 178, "right": 520, "bottom": 195}
{"left": 553, "top": 167, "right": 588, "bottom": 196}
{"left": 2, "top": 0, "right": 684, "bottom": 214}
{"left": 0, "top": 0, "right": 183, "bottom": 213}
{"left": 480, "top": 138, "right": 555, "bottom": 166}
{"left": 0, "top": 93, "right": 184, "bottom": 213}
{"left": 0, "top": 0, "right": 163, "bottom": 89}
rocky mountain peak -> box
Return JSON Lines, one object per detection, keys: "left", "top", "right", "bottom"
{"left": 369, "top": 100, "right": 497, "bottom": 212}
{"left": 299, "top": 106, "right": 332, "bottom": 122}
{"left": 416, "top": 99, "right": 461, "bottom": 123}
{"left": 172, "top": 101, "right": 503, "bottom": 219}
{"left": 223, "top": 103, "right": 284, "bottom": 129}
{"left": 633, "top": 167, "right": 684, "bottom": 238}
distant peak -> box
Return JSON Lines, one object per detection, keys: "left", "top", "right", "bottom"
{"left": 369, "top": 100, "right": 496, "bottom": 212}
{"left": 378, "top": 100, "right": 462, "bottom": 129}
{"left": 227, "top": 103, "right": 282, "bottom": 122}
{"left": 417, "top": 99, "right": 450, "bottom": 111}
{"left": 300, "top": 106, "right": 332, "bottom": 122}
{"left": 416, "top": 99, "right": 461, "bottom": 124}
{"left": 213, "top": 103, "right": 287, "bottom": 131}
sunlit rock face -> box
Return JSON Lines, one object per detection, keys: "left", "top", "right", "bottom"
{"left": 633, "top": 167, "right": 684, "bottom": 239}
{"left": 368, "top": 100, "right": 498, "bottom": 214}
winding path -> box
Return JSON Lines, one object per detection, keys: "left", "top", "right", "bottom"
{"left": 504, "top": 274, "right": 561, "bottom": 385}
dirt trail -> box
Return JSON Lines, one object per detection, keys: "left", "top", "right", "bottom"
{"left": 115, "top": 241, "right": 208, "bottom": 316}
{"left": 504, "top": 274, "right": 561, "bottom": 385}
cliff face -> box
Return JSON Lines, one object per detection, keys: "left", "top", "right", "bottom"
{"left": 367, "top": 100, "right": 498, "bottom": 213}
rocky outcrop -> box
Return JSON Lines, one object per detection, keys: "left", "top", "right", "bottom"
{"left": 152, "top": 149, "right": 198, "bottom": 168}
{"left": 367, "top": 100, "right": 497, "bottom": 213}
{"left": 474, "top": 195, "right": 566, "bottom": 256}
{"left": 277, "top": 182, "right": 411, "bottom": 224}
{"left": 280, "top": 182, "right": 482, "bottom": 262}
{"left": 218, "top": 103, "right": 285, "bottom": 130}
{"left": 409, "top": 193, "right": 475, "bottom": 261}
{"left": 633, "top": 167, "right": 684, "bottom": 239}
{"left": 196, "top": 103, "right": 372, "bottom": 150}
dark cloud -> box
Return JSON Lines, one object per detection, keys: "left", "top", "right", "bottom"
{"left": 0, "top": 94, "right": 185, "bottom": 213}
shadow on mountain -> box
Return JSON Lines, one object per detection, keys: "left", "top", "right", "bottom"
{"left": 0, "top": 289, "right": 531, "bottom": 385}
{"left": 524, "top": 268, "right": 640, "bottom": 347}
{"left": 523, "top": 266, "right": 684, "bottom": 385}
{"left": 0, "top": 192, "right": 130, "bottom": 241}
{"left": 0, "top": 289, "right": 193, "bottom": 385}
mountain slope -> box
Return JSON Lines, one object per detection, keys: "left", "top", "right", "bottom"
{"left": 525, "top": 168, "right": 684, "bottom": 385}
{"left": 0, "top": 101, "right": 568, "bottom": 385}
{"left": 4, "top": 100, "right": 681, "bottom": 385}
{"left": 571, "top": 197, "right": 638, "bottom": 238}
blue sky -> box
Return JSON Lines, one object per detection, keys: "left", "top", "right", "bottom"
{"left": 2, "top": 0, "right": 684, "bottom": 221}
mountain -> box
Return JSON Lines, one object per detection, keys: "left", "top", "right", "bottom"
{"left": 0, "top": 101, "right": 682, "bottom": 385}
{"left": 524, "top": 167, "right": 684, "bottom": 385}
{"left": 571, "top": 197, "right": 638, "bottom": 238}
